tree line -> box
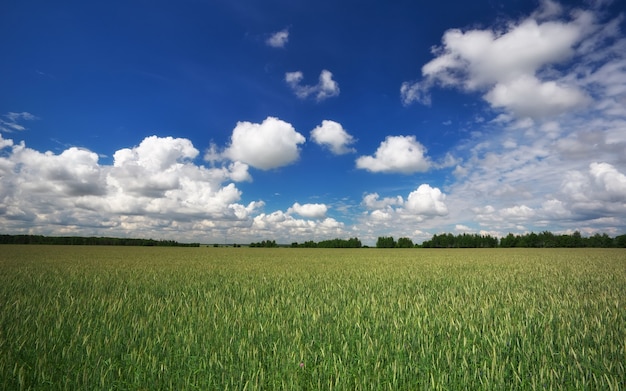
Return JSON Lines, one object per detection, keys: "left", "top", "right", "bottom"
{"left": 421, "top": 231, "right": 626, "bottom": 248}
{"left": 3, "top": 231, "right": 625, "bottom": 248}
{"left": 290, "top": 237, "right": 362, "bottom": 248}
{"left": 0, "top": 234, "right": 200, "bottom": 247}
{"left": 253, "top": 231, "right": 626, "bottom": 248}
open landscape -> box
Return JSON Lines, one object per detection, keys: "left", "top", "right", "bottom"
{"left": 1, "top": 245, "right": 624, "bottom": 390}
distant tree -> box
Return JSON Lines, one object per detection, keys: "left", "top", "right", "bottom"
{"left": 396, "top": 237, "right": 414, "bottom": 248}
{"left": 376, "top": 236, "right": 396, "bottom": 248}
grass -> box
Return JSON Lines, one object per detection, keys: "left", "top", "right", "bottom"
{"left": 0, "top": 246, "right": 624, "bottom": 390}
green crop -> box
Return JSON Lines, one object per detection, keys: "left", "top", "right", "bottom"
{"left": 0, "top": 246, "right": 624, "bottom": 390}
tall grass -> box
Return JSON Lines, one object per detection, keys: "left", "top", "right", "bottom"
{"left": 0, "top": 246, "right": 624, "bottom": 390}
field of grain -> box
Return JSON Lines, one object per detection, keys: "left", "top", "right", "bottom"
{"left": 0, "top": 246, "right": 624, "bottom": 390}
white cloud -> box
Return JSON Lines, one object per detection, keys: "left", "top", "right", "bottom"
{"left": 288, "top": 202, "right": 328, "bottom": 219}
{"left": 310, "top": 120, "right": 356, "bottom": 155}
{"left": 223, "top": 117, "right": 306, "bottom": 170}
{"left": 556, "top": 162, "right": 626, "bottom": 223}
{"left": 356, "top": 135, "right": 431, "bottom": 173}
{"left": 113, "top": 135, "right": 198, "bottom": 170}
{"left": 266, "top": 28, "right": 289, "bottom": 48}
{"left": 405, "top": 184, "right": 448, "bottom": 216}
{"left": 589, "top": 162, "right": 626, "bottom": 201}
{"left": 285, "top": 70, "right": 340, "bottom": 101}
{"left": 401, "top": 5, "right": 596, "bottom": 119}
{"left": 0, "top": 133, "right": 14, "bottom": 149}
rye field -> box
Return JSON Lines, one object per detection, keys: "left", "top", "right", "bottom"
{"left": 0, "top": 246, "right": 624, "bottom": 390}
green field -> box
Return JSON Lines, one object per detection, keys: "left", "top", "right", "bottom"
{"left": 0, "top": 246, "right": 624, "bottom": 390}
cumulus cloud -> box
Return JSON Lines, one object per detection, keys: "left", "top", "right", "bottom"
{"left": 356, "top": 135, "right": 431, "bottom": 173}
{"left": 288, "top": 202, "right": 328, "bottom": 219}
{"left": 10, "top": 144, "right": 106, "bottom": 198}
{"left": 562, "top": 162, "right": 626, "bottom": 205}
{"left": 285, "top": 70, "right": 340, "bottom": 101}
{"left": 266, "top": 28, "right": 289, "bottom": 48}
{"left": 401, "top": 2, "right": 595, "bottom": 119}
{"left": 0, "top": 135, "right": 265, "bottom": 241}
{"left": 589, "top": 162, "right": 626, "bottom": 201}
{"left": 310, "top": 120, "right": 356, "bottom": 155}
{"left": 405, "top": 184, "right": 449, "bottom": 216}
{"left": 223, "top": 117, "right": 306, "bottom": 170}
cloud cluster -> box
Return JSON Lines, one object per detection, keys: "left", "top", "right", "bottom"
{"left": 359, "top": 185, "right": 449, "bottom": 241}
{"left": 395, "top": 0, "right": 626, "bottom": 239}
{"left": 0, "top": 134, "right": 265, "bottom": 239}
{"left": 285, "top": 70, "right": 340, "bottom": 101}
{"left": 459, "top": 160, "right": 626, "bottom": 235}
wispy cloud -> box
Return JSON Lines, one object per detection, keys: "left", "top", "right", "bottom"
{"left": 0, "top": 112, "right": 37, "bottom": 133}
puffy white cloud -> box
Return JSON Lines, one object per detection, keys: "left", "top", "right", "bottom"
{"left": 356, "top": 135, "right": 431, "bottom": 173}
{"left": 285, "top": 70, "right": 340, "bottom": 101}
{"left": 113, "top": 135, "right": 198, "bottom": 170}
{"left": 401, "top": 5, "right": 595, "bottom": 119}
{"left": 223, "top": 117, "right": 306, "bottom": 170}
{"left": 405, "top": 184, "right": 448, "bottom": 216}
{"left": 555, "top": 162, "right": 626, "bottom": 223}
{"left": 310, "top": 120, "right": 356, "bottom": 155}
{"left": 288, "top": 202, "right": 328, "bottom": 219}
{"left": 0, "top": 135, "right": 265, "bottom": 242}
{"left": 12, "top": 145, "right": 105, "bottom": 197}
{"left": 266, "top": 28, "right": 289, "bottom": 48}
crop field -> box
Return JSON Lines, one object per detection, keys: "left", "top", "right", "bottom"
{"left": 0, "top": 246, "right": 624, "bottom": 390}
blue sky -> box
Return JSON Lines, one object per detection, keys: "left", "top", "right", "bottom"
{"left": 1, "top": 0, "right": 625, "bottom": 245}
